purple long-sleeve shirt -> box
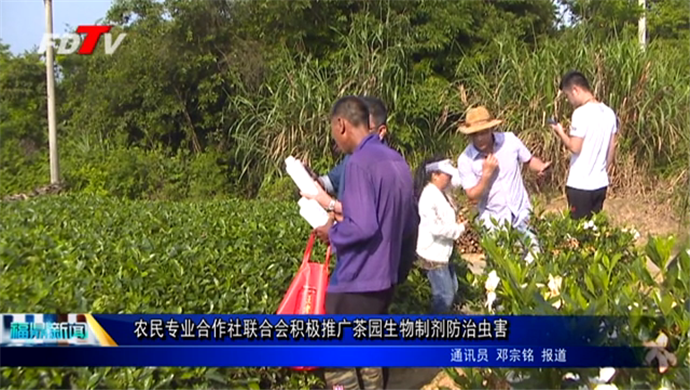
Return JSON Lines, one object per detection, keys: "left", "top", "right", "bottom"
{"left": 328, "top": 134, "right": 417, "bottom": 294}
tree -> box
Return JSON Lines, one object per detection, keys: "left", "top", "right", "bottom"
{"left": 0, "top": 42, "right": 47, "bottom": 147}
{"left": 561, "top": 0, "right": 689, "bottom": 41}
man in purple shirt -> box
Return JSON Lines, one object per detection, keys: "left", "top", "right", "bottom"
{"left": 314, "top": 96, "right": 417, "bottom": 390}
{"left": 303, "top": 96, "right": 419, "bottom": 290}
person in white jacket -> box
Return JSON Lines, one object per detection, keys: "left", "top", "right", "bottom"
{"left": 414, "top": 156, "right": 467, "bottom": 314}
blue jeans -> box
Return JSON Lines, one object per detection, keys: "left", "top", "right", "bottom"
{"left": 426, "top": 262, "right": 458, "bottom": 314}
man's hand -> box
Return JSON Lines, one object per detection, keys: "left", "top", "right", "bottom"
{"left": 482, "top": 154, "right": 499, "bottom": 176}
{"left": 314, "top": 214, "right": 335, "bottom": 244}
{"left": 301, "top": 180, "right": 332, "bottom": 209}
{"left": 537, "top": 161, "right": 552, "bottom": 177}
{"left": 527, "top": 157, "right": 551, "bottom": 178}
{"left": 551, "top": 122, "right": 583, "bottom": 154}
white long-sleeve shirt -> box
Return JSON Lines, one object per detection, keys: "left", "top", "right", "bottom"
{"left": 416, "top": 183, "right": 466, "bottom": 263}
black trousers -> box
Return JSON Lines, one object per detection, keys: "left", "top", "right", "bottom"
{"left": 325, "top": 288, "right": 394, "bottom": 316}
{"left": 325, "top": 288, "right": 394, "bottom": 389}
{"left": 565, "top": 186, "right": 607, "bottom": 220}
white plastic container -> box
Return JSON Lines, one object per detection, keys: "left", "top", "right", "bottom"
{"left": 285, "top": 156, "right": 329, "bottom": 228}
{"left": 297, "top": 197, "right": 329, "bottom": 229}
{"left": 285, "top": 156, "right": 319, "bottom": 196}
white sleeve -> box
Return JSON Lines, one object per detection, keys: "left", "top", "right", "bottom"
{"left": 508, "top": 132, "right": 533, "bottom": 163}
{"left": 570, "top": 109, "right": 586, "bottom": 138}
{"left": 419, "top": 189, "right": 466, "bottom": 240}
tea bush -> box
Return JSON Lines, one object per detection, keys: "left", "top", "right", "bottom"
{"left": 451, "top": 212, "right": 690, "bottom": 390}
{"left": 0, "top": 194, "right": 429, "bottom": 389}
{"left": 2, "top": 194, "right": 687, "bottom": 389}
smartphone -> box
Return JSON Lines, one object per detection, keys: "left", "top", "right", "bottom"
{"left": 547, "top": 117, "right": 558, "bottom": 125}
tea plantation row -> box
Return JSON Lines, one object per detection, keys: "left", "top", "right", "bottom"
{"left": 0, "top": 194, "right": 430, "bottom": 389}
{"left": 2, "top": 194, "right": 689, "bottom": 389}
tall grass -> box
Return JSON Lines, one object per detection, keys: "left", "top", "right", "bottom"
{"left": 226, "top": 24, "right": 688, "bottom": 203}
{"left": 226, "top": 11, "right": 462, "bottom": 182}
{"left": 455, "top": 28, "right": 689, "bottom": 196}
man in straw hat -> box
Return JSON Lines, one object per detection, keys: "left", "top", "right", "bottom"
{"left": 455, "top": 106, "right": 551, "bottom": 263}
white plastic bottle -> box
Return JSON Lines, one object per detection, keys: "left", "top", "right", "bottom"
{"left": 285, "top": 156, "right": 319, "bottom": 196}
{"left": 285, "top": 156, "right": 329, "bottom": 228}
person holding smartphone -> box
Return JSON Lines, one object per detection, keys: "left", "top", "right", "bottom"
{"left": 551, "top": 71, "right": 618, "bottom": 220}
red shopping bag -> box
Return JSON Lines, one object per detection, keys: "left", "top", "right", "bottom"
{"left": 276, "top": 232, "right": 331, "bottom": 371}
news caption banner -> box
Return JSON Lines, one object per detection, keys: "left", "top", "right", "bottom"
{"left": 1, "top": 314, "right": 649, "bottom": 367}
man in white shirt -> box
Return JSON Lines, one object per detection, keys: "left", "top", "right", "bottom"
{"left": 551, "top": 71, "right": 618, "bottom": 220}
{"left": 456, "top": 106, "right": 551, "bottom": 262}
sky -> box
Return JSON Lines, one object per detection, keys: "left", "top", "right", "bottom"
{"left": 1, "top": 0, "right": 114, "bottom": 55}
{"left": 0, "top": 0, "right": 572, "bottom": 56}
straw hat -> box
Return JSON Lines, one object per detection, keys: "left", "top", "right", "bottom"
{"left": 458, "top": 106, "right": 503, "bottom": 134}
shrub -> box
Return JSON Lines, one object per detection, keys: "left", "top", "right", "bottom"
{"left": 0, "top": 194, "right": 321, "bottom": 388}
{"left": 56, "top": 146, "right": 232, "bottom": 201}
{"left": 452, "top": 212, "right": 690, "bottom": 390}
{"left": 2, "top": 195, "right": 687, "bottom": 389}
{"left": 0, "top": 194, "right": 430, "bottom": 389}
{"left": 0, "top": 138, "right": 49, "bottom": 197}
{"left": 256, "top": 174, "right": 300, "bottom": 202}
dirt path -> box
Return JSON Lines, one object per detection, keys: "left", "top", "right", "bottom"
{"left": 540, "top": 194, "right": 685, "bottom": 242}
{"left": 542, "top": 194, "right": 686, "bottom": 281}
{"left": 387, "top": 193, "right": 687, "bottom": 390}
{"left": 387, "top": 368, "right": 442, "bottom": 389}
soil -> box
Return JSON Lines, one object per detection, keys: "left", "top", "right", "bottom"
{"left": 539, "top": 193, "right": 686, "bottom": 244}
{"left": 387, "top": 193, "right": 688, "bottom": 390}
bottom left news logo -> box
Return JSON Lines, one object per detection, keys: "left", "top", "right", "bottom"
{"left": 1, "top": 313, "right": 99, "bottom": 346}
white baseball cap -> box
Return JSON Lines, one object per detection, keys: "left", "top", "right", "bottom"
{"left": 425, "top": 159, "right": 458, "bottom": 178}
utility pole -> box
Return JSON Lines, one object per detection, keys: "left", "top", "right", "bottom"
{"left": 44, "top": 0, "right": 60, "bottom": 184}
{"left": 638, "top": 0, "right": 647, "bottom": 51}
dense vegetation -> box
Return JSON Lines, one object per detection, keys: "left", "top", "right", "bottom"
{"left": 1, "top": 0, "right": 688, "bottom": 389}
{"left": 1, "top": 0, "right": 688, "bottom": 202}
{"left": 0, "top": 194, "right": 432, "bottom": 389}
{"left": 457, "top": 212, "right": 690, "bottom": 389}
{"left": 0, "top": 195, "right": 688, "bottom": 389}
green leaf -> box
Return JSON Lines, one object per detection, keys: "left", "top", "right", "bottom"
{"left": 584, "top": 274, "right": 595, "bottom": 294}
{"left": 87, "top": 372, "right": 101, "bottom": 389}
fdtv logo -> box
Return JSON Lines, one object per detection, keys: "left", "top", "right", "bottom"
{"left": 38, "top": 25, "right": 127, "bottom": 55}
